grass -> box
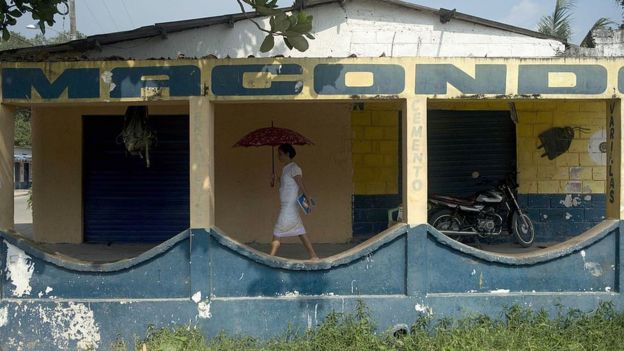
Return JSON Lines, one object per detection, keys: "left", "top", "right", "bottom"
{"left": 117, "top": 301, "right": 624, "bottom": 351}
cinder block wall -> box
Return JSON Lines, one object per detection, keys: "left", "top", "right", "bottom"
{"left": 516, "top": 100, "right": 606, "bottom": 195}
{"left": 515, "top": 100, "right": 607, "bottom": 242}
{"left": 428, "top": 99, "right": 607, "bottom": 243}
{"left": 351, "top": 102, "right": 401, "bottom": 237}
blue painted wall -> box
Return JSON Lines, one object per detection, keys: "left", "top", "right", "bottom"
{"left": 0, "top": 221, "right": 622, "bottom": 350}
{"left": 519, "top": 194, "right": 606, "bottom": 242}
{"left": 352, "top": 194, "right": 402, "bottom": 237}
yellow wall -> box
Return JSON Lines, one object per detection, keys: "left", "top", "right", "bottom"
{"left": 0, "top": 105, "right": 14, "bottom": 231}
{"left": 215, "top": 102, "right": 353, "bottom": 244}
{"left": 515, "top": 100, "right": 606, "bottom": 195}
{"left": 31, "top": 107, "right": 83, "bottom": 243}
{"left": 30, "top": 102, "right": 352, "bottom": 244}
{"left": 428, "top": 99, "right": 607, "bottom": 195}
{"left": 31, "top": 104, "right": 189, "bottom": 243}
{"left": 352, "top": 102, "right": 401, "bottom": 195}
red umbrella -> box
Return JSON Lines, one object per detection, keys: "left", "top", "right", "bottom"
{"left": 234, "top": 122, "right": 314, "bottom": 187}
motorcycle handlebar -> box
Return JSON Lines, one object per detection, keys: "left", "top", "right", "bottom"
{"left": 473, "top": 174, "right": 519, "bottom": 189}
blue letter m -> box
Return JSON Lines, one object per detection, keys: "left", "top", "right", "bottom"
{"left": 2, "top": 68, "right": 99, "bottom": 99}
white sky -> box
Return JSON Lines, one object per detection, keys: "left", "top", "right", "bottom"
{"left": 12, "top": 0, "right": 624, "bottom": 45}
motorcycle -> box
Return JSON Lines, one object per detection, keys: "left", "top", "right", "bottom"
{"left": 427, "top": 174, "right": 535, "bottom": 247}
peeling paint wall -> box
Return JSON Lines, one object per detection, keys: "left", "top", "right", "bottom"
{"left": 4, "top": 242, "right": 34, "bottom": 297}
{"left": 37, "top": 302, "right": 101, "bottom": 350}
{"left": 514, "top": 100, "right": 607, "bottom": 195}
{"left": 515, "top": 100, "right": 608, "bottom": 241}
{"left": 0, "top": 223, "right": 621, "bottom": 349}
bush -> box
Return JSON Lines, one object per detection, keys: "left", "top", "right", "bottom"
{"left": 129, "top": 301, "right": 624, "bottom": 351}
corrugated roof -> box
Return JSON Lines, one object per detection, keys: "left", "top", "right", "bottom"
{"left": 0, "top": 0, "right": 562, "bottom": 58}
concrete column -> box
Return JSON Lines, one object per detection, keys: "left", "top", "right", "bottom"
{"left": 32, "top": 107, "right": 83, "bottom": 243}
{"left": 0, "top": 105, "right": 15, "bottom": 231}
{"left": 402, "top": 98, "right": 428, "bottom": 225}
{"left": 607, "top": 99, "right": 622, "bottom": 219}
{"left": 189, "top": 97, "right": 215, "bottom": 228}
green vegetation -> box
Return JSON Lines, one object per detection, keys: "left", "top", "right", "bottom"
{"left": 0, "top": 0, "right": 67, "bottom": 40}
{"left": 14, "top": 108, "right": 30, "bottom": 147}
{"left": 115, "top": 301, "right": 624, "bottom": 351}
{"left": 538, "top": 0, "right": 615, "bottom": 42}
{"left": 0, "top": 29, "right": 86, "bottom": 51}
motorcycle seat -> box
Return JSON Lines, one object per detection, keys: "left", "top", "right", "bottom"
{"left": 430, "top": 194, "right": 476, "bottom": 206}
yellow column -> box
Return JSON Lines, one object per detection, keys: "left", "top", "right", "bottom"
{"left": 402, "top": 98, "right": 428, "bottom": 225}
{"left": 31, "top": 107, "right": 83, "bottom": 243}
{"left": 0, "top": 104, "right": 15, "bottom": 231}
{"left": 607, "top": 99, "right": 622, "bottom": 219}
{"left": 189, "top": 97, "right": 215, "bottom": 228}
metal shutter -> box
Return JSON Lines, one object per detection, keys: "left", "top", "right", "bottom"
{"left": 83, "top": 115, "right": 190, "bottom": 243}
{"left": 427, "top": 110, "right": 516, "bottom": 198}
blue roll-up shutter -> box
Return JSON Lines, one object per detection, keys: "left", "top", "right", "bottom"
{"left": 428, "top": 110, "right": 516, "bottom": 198}
{"left": 83, "top": 115, "right": 189, "bottom": 243}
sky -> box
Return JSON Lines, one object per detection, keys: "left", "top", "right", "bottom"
{"left": 12, "top": 0, "right": 624, "bottom": 44}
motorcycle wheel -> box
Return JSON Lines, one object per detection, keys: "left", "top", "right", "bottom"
{"left": 429, "top": 209, "right": 463, "bottom": 240}
{"left": 512, "top": 212, "right": 535, "bottom": 247}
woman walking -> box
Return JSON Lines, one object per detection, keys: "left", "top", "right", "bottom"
{"left": 271, "top": 144, "right": 319, "bottom": 260}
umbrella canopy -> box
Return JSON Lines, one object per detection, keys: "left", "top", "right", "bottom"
{"left": 233, "top": 123, "right": 314, "bottom": 187}
{"left": 233, "top": 126, "right": 314, "bottom": 147}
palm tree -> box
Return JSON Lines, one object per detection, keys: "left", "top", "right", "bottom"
{"left": 539, "top": 0, "right": 616, "bottom": 44}
{"left": 538, "top": 0, "right": 576, "bottom": 41}
{"left": 580, "top": 17, "right": 616, "bottom": 47}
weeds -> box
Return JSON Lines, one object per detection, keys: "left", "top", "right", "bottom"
{"left": 128, "top": 301, "right": 624, "bottom": 351}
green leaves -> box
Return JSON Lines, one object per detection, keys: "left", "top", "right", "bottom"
{"left": 0, "top": 0, "right": 67, "bottom": 41}
{"left": 260, "top": 34, "right": 274, "bottom": 52}
{"left": 286, "top": 34, "right": 309, "bottom": 51}
{"left": 240, "top": 0, "right": 315, "bottom": 53}
{"left": 259, "top": 10, "right": 314, "bottom": 52}
{"left": 537, "top": 0, "right": 578, "bottom": 42}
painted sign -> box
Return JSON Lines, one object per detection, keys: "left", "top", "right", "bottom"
{"left": 2, "top": 59, "right": 624, "bottom": 102}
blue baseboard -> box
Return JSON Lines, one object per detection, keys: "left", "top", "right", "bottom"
{"left": 352, "top": 194, "right": 402, "bottom": 236}
{"left": 518, "top": 194, "right": 606, "bottom": 242}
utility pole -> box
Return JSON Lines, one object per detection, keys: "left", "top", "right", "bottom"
{"left": 69, "top": 0, "right": 77, "bottom": 40}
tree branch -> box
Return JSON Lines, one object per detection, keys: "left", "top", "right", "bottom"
{"left": 235, "top": 0, "right": 273, "bottom": 35}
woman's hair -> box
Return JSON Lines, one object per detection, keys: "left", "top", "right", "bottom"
{"left": 278, "top": 144, "right": 296, "bottom": 158}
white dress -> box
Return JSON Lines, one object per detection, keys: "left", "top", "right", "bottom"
{"left": 273, "top": 162, "right": 306, "bottom": 237}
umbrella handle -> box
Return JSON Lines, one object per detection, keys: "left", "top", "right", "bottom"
{"left": 271, "top": 146, "right": 275, "bottom": 187}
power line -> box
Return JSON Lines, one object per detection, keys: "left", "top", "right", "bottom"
{"left": 83, "top": 0, "right": 106, "bottom": 33}
{"left": 119, "top": 0, "right": 135, "bottom": 28}
{"left": 101, "top": 0, "right": 121, "bottom": 31}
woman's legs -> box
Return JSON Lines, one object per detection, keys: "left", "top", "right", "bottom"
{"left": 298, "top": 234, "right": 319, "bottom": 260}
{"left": 270, "top": 236, "right": 281, "bottom": 256}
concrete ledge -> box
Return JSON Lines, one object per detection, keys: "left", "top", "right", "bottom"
{"left": 209, "top": 223, "right": 410, "bottom": 271}
{"left": 426, "top": 219, "right": 620, "bottom": 265}
{"left": 0, "top": 229, "right": 190, "bottom": 272}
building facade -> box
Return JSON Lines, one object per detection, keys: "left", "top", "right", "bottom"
{"left": 0, "top": 1, "right": 622, "bottom": 349}
{"left": 13, "top": 147, "right": 31, "bottom": 189}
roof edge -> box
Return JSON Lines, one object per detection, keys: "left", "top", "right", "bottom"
{"left": 0, "top": 0, "right": 564, "bottom": 57}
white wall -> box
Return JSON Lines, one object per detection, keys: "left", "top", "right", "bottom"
{"left": 87, "top": 0, "right": 563, "bottom": 59}
{"left": 571, "top": 29, "right": 624, "bottom": 57}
